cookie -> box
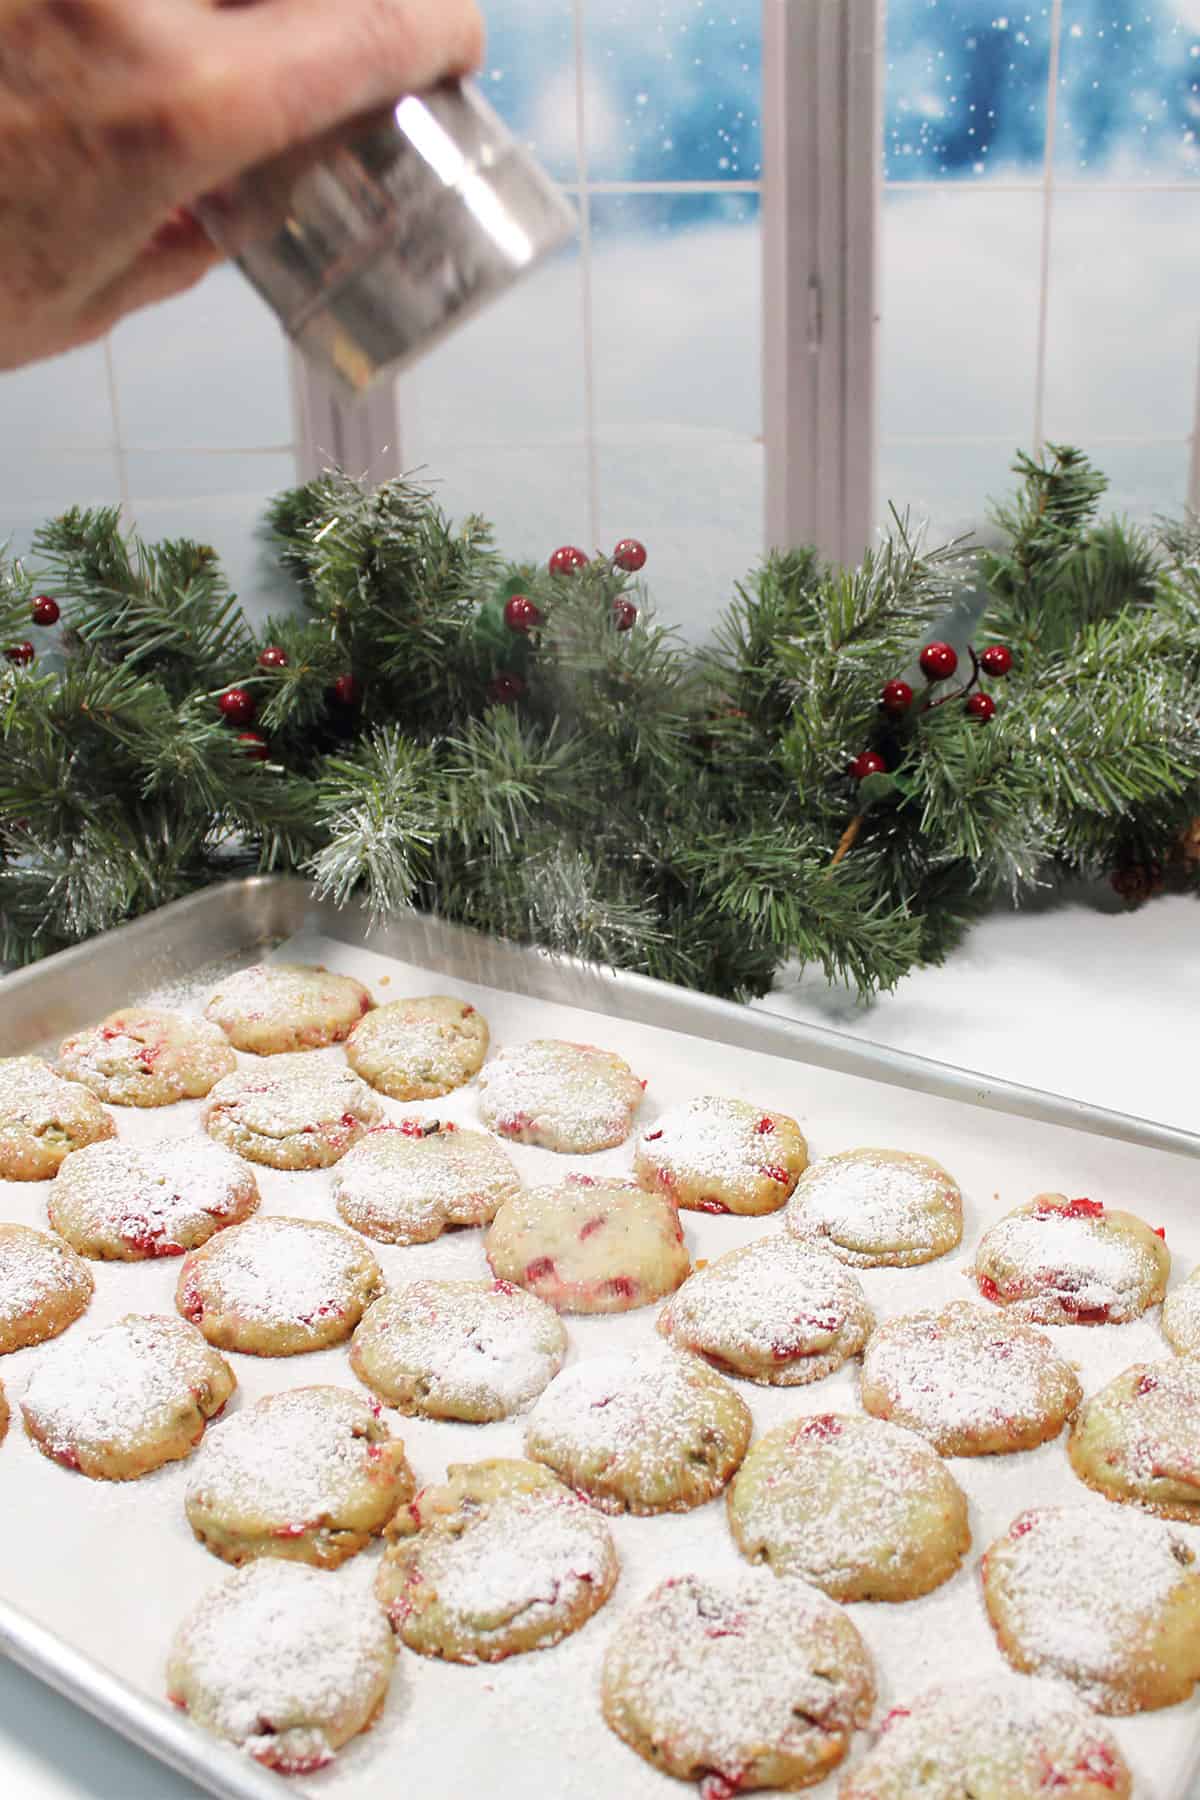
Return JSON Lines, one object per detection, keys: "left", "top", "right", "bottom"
{"left": 476, "top": 1039, "right": 643, "bottom": 1152}
{"left": 839, "top": 1676, "right": 1132, "bottom": 1800}
{"left": 203, "top": 1054, "right": 384, "bottom": 1170}
{"left": 0, "top": 1055, "right": 116, "bottom": 1180}
{"left": 634, "top": 1095, "right": 807, "bottom": 1215}
{"left": 0, "top": 1223, "right": 93, "bottom": 1353}
{"left": 167, "top": 1562, "right": 394, "bottom": 1775}
{"left": 202, "top": 962, "right": 373, "bottom": 1055}
{"left": 1161, "top": 1272, "right": 1200, "bottom": 1355}
{"left": 375, "top": 1473, "right": 618, "bottom": 1662}
{"left": 859, "top": 1300, "right": 1082, "bottom": 1455}
{"left": 602, "top": 1573, "right": 874, "bottom": 1796}
{"left": 524, "top": 1346, "right": 752, "bottom": 1514}
{"left": 185, "top": 1386, "right": 416, "bottom": 1568}
{"left": 1068, "top": 1359, "right": 1200, "bottom": 1520}
{"left": 21, "top": 1313, "right": 235, "bottom": 1480}
{"left": 57, "top": 1008, "right": 236, "bottom": 1107}
{"left": 177, "top": 1216, "right": 383, "bottom": 1356}
{"left": 656, "top": 1238, "right": 873, "bottom": 1386}
{"left": 981, "top": 1503, "right": 1200, "bottom": 1712}
{"left": 345, "top": 996, "right": 488, "bottom": 1100}
{"left": 349, "top": 1280, "right": 566, "bottom": 1421}
{"left": 388, "top": 1457, "right": 563, "bottom": 1539}
{"left": 485, "top": 1176, "right": 689, "bottom": 1313}
{"left": 0, "top": 1379, "right": 8, "bottom": 1444}
{"left": 333, "top": 1121, "right": 520, "bottom": 1245}
{"left": 726, "top": 1412, "right": 970, "bottom": 1603}
{"left": 785, "top": 1148, "right": 962, "bottom": 1268}
{"left": 47, "top": 1138, "right": 259, "bottom": 1260}
{"left": 973, "top": 1195, "right": 1169, "bottom": 1324}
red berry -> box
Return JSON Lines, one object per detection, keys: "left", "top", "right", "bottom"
{"left": 258, "top": 644, "right": 288, "bottom": 670}
{"left": 503, "top": 594, "right": 541, "bottom": 634}
{"left": 612, "top": 537, "right": 647, "bottom": 572}
{"left": 217, "top": 687, "right": 255, "bottom": 725}
{"left": 30, "top": 595, "right": 59, "bottom": 627}
{"left": 848, "top": 750, "right": 887, "bottom": 780}
{"left": 1135, "top": 1373, "right": 1159, "bottom": 1396}
{"left": 4, "top": 642, "right": 34, "bottom": 666}
{"left": 977, "top": 1273, "right": 1001, "bottom": 1303}
{"left": 797, "top": 1415, "right": 841, "bottom": 1441}
{"left": 965, "top": 692, "right": 996, "bottom": 722}
{"left": 236, "top": 731, "right": 270, "bottom": 762}
{"left": 979, "top": 644, "right": 1013, "bottom": 677}
{"left": 1009, "top": 1511, "right": 1037, "bottom": 1539}
{"left": 330, "top": 673, "right": 360, "bottom": 707}
{"left": 1154, "top": 1226, "right": 1166, "bottom": 1240}
{"left": 919, "top": 641, "right": 958, "bottom": 681}
{"left": 881, "top": 678, "right": 913, "bottom": 714}
{"left": 548, "top": 544, "right": 588, "bottom": 576}
{"left": 487, "top": 672, "right": 525, "bottom": 705}
{"left": 612, "top": 598, "right": 638, "bottom": 631}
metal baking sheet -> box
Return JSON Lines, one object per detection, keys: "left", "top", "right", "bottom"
{"left": 2, "top": 876, "right": 1200, "bottom": 1800}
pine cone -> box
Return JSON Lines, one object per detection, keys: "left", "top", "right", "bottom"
{"left": 1176, "top": 818, "right": 1200, "bottom": 865}
{"left": 1110, "top": 862, "right": 1165, "bottom": 905}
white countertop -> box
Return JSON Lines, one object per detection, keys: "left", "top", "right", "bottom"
{"left": 2, "top": 887, "right": 1196, "bottom": 1798}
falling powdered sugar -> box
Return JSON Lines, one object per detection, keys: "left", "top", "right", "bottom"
{"left": 22, "top": 1314, "right": 225, "bottom": 1456}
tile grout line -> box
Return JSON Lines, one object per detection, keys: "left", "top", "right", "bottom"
{"left": 102, "top": 336, "right": 131, "bottom": 511}
{"left": 1032, "top": 0, "right": 1064, "bottom": 452}
{"left": 572, "top": 0, "right": 599, "bottom": 546}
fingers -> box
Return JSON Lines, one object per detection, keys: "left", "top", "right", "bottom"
{"left": 79, "top": 211, "right": 224, "bottom": 343}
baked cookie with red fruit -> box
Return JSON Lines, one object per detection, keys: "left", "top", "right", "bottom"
{"left": 785, "top": 1148, "right": 962, "bottom": 1267}
{"left": 525, "top": 1346, "right": 751, "bottom": 1515}
{"left": 839, "top": 1677, "right": 1131, "bottom": 1800}
{"left": 981, "top": 1502, "right": 1200, "bottom": 1712}
{"left": 48, "top": 1137, "right": 258, "bottom": 1260}
{"left": 0, "top": 1055, "right": 116, "bottom": 1180}
{"left": 859, "top": 1300, "right": 1081, "bottom": 1455}
{"left": 345, "top": 995, "right": 488, "bottom": 1100}
{"left": 57, "top": 1008, "right": 235, "bottom": 1106}
{"left": 602, "top": 1574, "right": 874, "bottom": 1797}
{"left": 375, "top": 1463, "right": 617, "bottom": 1663}
{"left": 476, "top": 1038, "right": 644, "bottom": 1152}
{"left": 349, "top": 1279, "right": 566, "bottom": 1421}
{"left": 657, "top": 1237, "right": 873, "bottom": 1386}
{"left": 202, "top": 962, "right": 373, "bottom": 1055}
{"left": 0, "top": 1223, "right": 93, "bottom": 1353}
{"left": 21, "top": 1313, "right": 234, "bottom": 1480}
{"left": 387, "top": 1457, "right": 561, "bottom": 1539}
{"left": 177, "top": 1216, "right": 382, "bottom": 1356}
{"left": 167, "top": 1562, "right": 394, "bottom": 1775}
{"left": 203, "top": 1054, "right": 383, "bottom": 1170}
{"left": 185, "top": 1386, "right": 415, "bottom": 1568}
{"left": 634, "top": 1095, "right": 807, "bottom": 1215}
{"left": 1068, "top": 1359, "right": 1200, "bottom": 1520}
{"left": 973, "top": 1195, "right": 1169, "bottom": 1325}
{"left": 485, "top": 1175, "right": 689, "bottom": 1313}
{"left": 1162, "top": 1269, "right": 1200, "bottom": 1356}
{"left": 333, "top": 1120, "right": 520, "bottom": 1245}
{"left": 726, "top": 1412, "right": 969, "bottom": 1603}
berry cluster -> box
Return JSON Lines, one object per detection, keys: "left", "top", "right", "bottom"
{"left": 487, "top": 537, "right": 647, "bottom": 704}
{"left": 5, "top": 593, "right": 61, "bottom": 667}
{"left": 212, "top": 646, "right": 359, "bottom": 760}
{"left": 849, "top": 640, "right": 1014, "bottom": 783}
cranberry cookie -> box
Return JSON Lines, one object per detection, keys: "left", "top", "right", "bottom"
{"left": 388, "top": 1457, "right": 563, "bottom": 1539}
{"left": 1162, "top": 1271, "right": 1200, "bottom": 1355}
{"left": 860, "top": 1300, "right": 1082, "bottom": 1455}
{"left": 203, "top": 1054, "right": 384, "bottom": 1170}
{"left": 167, "top": 1562, "right": 394, "bottom": 1775}
{"left": 657, "top": 1237, "right": 873, "bottom": 1385}
{"left": 375, "top": 1469, "right": 617, "bottom": 1662}
{"left": 345, "top": 996, "right": 488, "bottom": 1100}
{"left": 785, "top": 1148, "right": 962, "bottom": 1268}
{"left": 185, "top": 1386, "right": 415, "bottom": 1568}
{"left": 839, "top": 1677, "right": 1131, "bottom": 1800}
{"left": 333, "top": 1121, "right": 520, "bottom": 1245}
{"left": 57, "top": 1008, "right": 235, "bottom": 1106}
{"left": 476, "top": 1039, "right": 643, "bottom": 1152}
{"left": 1068, "top": 1359, "right": 1200, "bottom": 1520}
{"left": 21, "top": 1313, "right": 235, "bottom": 1480}
{"left": 0, "top": 1056, "right": 115, "bottom": 1180}
{"left": 524, "top": 1346, "right": 752, "bottom": 1514}
{"left": 974, "top": 1195, "right": 1169, "bottom": 1324}
{"left": 177, "top": 1216, "right": 383, "bottom": 1356}
{"left": 203, "top": 962, "right": 373, "bottom": 1055}
{"left": 48, "top": 1138, "right": 259, "bottom": 1260}
{"left": 602, "top": 1574, "right": 874, "bottom": 1797}
{"left": 0, "top": 1223, "right": 93, "bottom": 1353}
{"left": 634, "top": 1095, "right": 807, "bottom": 1215}
{"left": 981, "top": 1503, "right": 1200, "bottom": 1712}
{"left": 727, "top": 1412, "right": 970, "bottom": 1603}
{"left": 485, "top": 1176, "right": 689, "bottom": 1313}
{"left": 349, "top": 1279, "right": 566, "bottom": 1421}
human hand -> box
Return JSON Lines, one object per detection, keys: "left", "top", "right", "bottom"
{"left": 0, "top": 0, "right": 483, "bottom": 369}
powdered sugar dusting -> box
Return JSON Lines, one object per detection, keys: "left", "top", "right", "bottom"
{"left": 786, "top": 1150, "right": 960, "bottom": 1261}
{"left": 975, "top": 1202, "right": 1165, "bottom": 1321}
{"left": 181, "top": 1217, "right": 378, "bottom": 1327}
{"left": 205, "top": 1058, "right": 382, "bottom": 1139}
{"left": 477, "top": 1040, "right": 643, "bottom": 1151}
{"left": 658, "top": 1237, "right": 872, "bottom": 1376}
{"left": 0, "top": 1224, "right": 91, "bottom": 1329}
{"left": 1164, "top": 1275, "right": 1200, "bottom": 1354}
{"left": 186, "top": 1386, "right": 392, "bottom": 1523}
{"left": 49, "top": 1138, "right": 257, "bottom": 1256}
{"left": 333, "top": 1125, "right": 519, "bottom": 1242}
{"left": 352, "top": 1281, "right": 566, "bottom": 1417}
{"left": 635, "top": 1095, "right": 805, "bottom": 1207}
{"left": 527, "top": 1346, "right": 736, "bottom": 1464}
{"left": 21, "top": 1314, "right": 226, "bottom": 1456}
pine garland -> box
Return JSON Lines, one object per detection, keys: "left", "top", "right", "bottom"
{"left": 1, "top": 445, "right": 1197, "bottom": 996}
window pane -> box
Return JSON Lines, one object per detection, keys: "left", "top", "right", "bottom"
{"left": 476, "top": 0, "right": 577, "bottom": 183}
{"left": 1055, "top": 0, "right": 1200, "bottom": 179}
{"left": 886, "top": 0, "right": 1052, "bottom": 179}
